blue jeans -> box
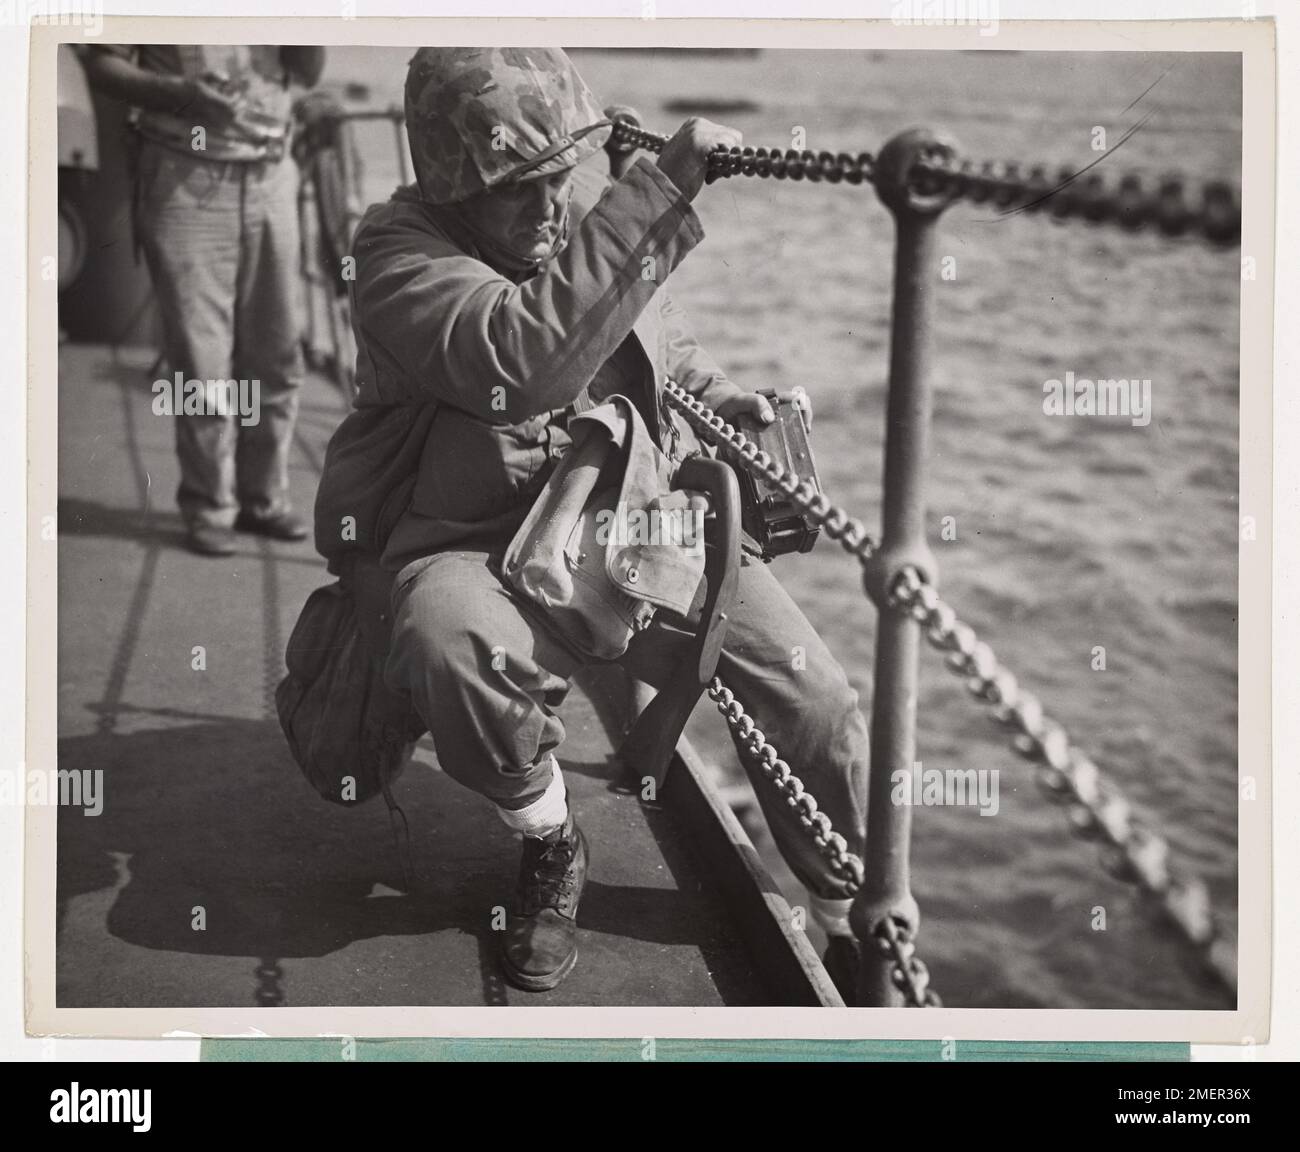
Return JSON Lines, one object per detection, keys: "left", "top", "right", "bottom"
{"left": 385, "top": 548, "right": 870, "bottom": 899}
{"left": 135, "top": 140, "right": 304, "bottom": 528}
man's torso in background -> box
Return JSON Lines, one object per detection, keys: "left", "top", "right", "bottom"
{"left": 99, "top": 44, "right": 293, "bottom": 162}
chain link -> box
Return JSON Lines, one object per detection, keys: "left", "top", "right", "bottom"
{"left": 607, "top": 118, "right": 1240, "bottom": 245}
{"left": 878, "top": 914, "right": 942, "bottom": 1008}
{"left": 888, "top": 567, "right": 1236, "bottom": 995}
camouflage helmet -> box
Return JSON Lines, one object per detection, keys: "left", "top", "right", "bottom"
{"left": 404, "top": 47, "right": 612, "bottom": 205}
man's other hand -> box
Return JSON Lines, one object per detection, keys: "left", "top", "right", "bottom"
{"left": 716, "top": 392, "right": 775, "bottom": 427}
{"left": 656, "top": 117, "right": 743, "bottom": 202}
{"left": 715, "top": 390, "right": 815, "bottom": 430}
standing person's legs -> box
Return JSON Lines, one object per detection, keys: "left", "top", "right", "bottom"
{"left": 135, "top": 142, "right": 242, "bottom": 536}
{"left": 231, "top": 154, "right": 307, "bottom": 529}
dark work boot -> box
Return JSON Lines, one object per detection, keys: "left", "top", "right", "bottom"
{"left": 500, "top": 812, "right": 589, "bottom": 992}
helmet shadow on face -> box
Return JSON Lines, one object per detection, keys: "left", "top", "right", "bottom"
{"left": 456, "top": 170, "right": 576, "bottom": 266}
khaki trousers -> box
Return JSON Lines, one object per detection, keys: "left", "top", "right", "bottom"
{"left": 136, "top": 140, "right": 305, "bottom": 528}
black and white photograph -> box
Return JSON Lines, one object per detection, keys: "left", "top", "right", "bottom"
{"left": 24, "top": 15, "right": 1272, "bottom": 1038}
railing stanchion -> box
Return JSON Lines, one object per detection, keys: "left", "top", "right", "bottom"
{"left": 853, "top": 129, "right": 959, "bottom": 1006}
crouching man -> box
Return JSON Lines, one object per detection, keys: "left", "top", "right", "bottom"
{"left": 324, "top": 47, "right": 876, "bottom": 996}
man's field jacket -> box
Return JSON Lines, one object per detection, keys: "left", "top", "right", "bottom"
{"left": 313, "top": 155, "right": 746, "bottom": 574}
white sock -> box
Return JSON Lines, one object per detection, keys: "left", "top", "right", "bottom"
{"left": 495, "top": 758, "right": 568, "bottom": 838}
{"left": 808, "top": 893, "right": 854, "bottom": 938}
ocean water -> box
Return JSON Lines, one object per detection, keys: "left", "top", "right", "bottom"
{"left": 322, "top": 47, "right": 1240, "bottom": 1009}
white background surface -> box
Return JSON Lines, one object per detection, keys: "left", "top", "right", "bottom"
{"left": 1, "top": 0, "right": 1293, "bottom": 1062}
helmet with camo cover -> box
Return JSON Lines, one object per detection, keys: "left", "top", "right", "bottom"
{"left": 404, "top": 47, "right": 612, "bottom": 205}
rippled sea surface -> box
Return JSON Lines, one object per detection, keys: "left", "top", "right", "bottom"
{"left": 330, "top": 48, "right": 1240, "bottom": 1009}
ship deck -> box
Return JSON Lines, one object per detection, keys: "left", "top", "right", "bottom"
{"left": 53, "top": 342, "right": 840, "bottom": 1010}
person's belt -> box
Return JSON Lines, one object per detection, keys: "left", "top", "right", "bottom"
{"left": 136, "top": 133, "right": 289, "bottom": 166}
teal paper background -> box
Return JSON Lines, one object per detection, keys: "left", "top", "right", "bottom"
{"left": 202, "top": 1039, "right": 1190, "bottom": 1062}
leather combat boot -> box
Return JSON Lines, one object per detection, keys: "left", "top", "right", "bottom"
{"left": 501, "top": 812, "right": 589, "bottom": 992}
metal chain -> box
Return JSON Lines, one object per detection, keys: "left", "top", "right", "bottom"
{"left": 667, "top": 382, "right": 1234, "bottom": 999}
{"left": 609, "top": 118, "right": 876, "bottom": 186}
{"left": 705, "top": 678, "right": 863, "bottom": 891}
{"left": 607, "top": 118, "right": 1240, "bottom": 244}
{"left": 912, "top": 154, "right": 1241, "bottom": 245}
{"left": 887, "top": 566, "right": 1236, "bottom": 996}
{"left": 322, "top": 109, "right": 1242, "bottom": 243}
{"left": 704, "top": 677, "right": 939, "bottom": 1007}
{"left": 878, "top": 914, "right": 941, "bottom": 1008}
